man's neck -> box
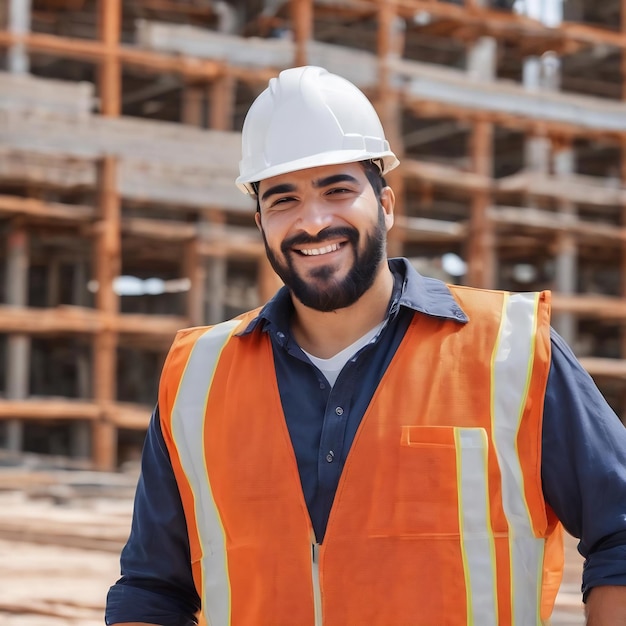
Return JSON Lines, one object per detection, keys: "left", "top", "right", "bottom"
{"left": 290, "top": 267, "right": 394, "bottom": 359}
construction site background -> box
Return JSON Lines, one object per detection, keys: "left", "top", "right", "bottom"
{"left": 2, "top": 0, "right": 626, "bottom": 622}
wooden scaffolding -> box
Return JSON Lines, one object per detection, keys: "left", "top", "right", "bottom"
{"left": 1, "top": 0, "right": 626, "bottom": 469}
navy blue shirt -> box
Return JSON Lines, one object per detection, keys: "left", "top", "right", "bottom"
{"left": 106, "top": 258, "right": 626, "bottom": 626}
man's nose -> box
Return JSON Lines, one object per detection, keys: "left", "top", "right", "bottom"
{"left": 295, "top": 198, "right": 332, "bottom": 235}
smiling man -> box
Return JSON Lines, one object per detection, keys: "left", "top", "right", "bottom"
{"left": 106, "top": 66, "right": 626, "bottom": 626}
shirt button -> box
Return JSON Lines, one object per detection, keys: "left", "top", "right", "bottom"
{"left": 335, "top": 406, "right": 344, "bottom": 416}
{"left": 277, "top": 331, "right": 285, "bottom": 339}
{"left": 326, "top": 451, "right": 335, "bottom": 463}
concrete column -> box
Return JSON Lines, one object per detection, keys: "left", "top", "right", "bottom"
{"left": 4, "top": 221, "right": 30, "bottom": 452}
{"left": 8, "top": 0, "right": 31, "bottom": 74}
{"left": 552, "top": 145, "right": 577, "bottom": 344}
{"left": 71, "top": 260, "right": 91, "bottom": 459}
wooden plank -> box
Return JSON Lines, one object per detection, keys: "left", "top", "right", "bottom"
{"left": 0, "top": 398, "right": 152, "bottom": 430}
{"left": 0, "top": 149, "right": 96, "bottom": 188}
{"left": 496, "top": 171, "right": 626, "bottom": 207}
{"left": 0, "top": 109, "right": 252, "bottom": 211}
{"left": 551, "top": 293, "right": 626, "bottom": 320}
{"left": 0, "top": 151, "right": 252, "bottom": 212}
{"left": 395, "top": 215, "right": 467, "bottom": 242}
{"left": 0, "top": 306, "right": 186, "bottom": 339}
{"left": 122, "top": 216, "right": 196, "bottom": 240}
{"left": 490, "top": 205, "right": 626, "bottom": 241}
{"left": 0, "top": 108, "right": 241, "bottom": 166}
{"left": 401, "top": 158, "right": 491, "bottom": 191}
{"left": 579, "top": 357, "right": 626, "bottom": 380}
{"left": 0, "top": 194, "right": 94, "bottom": 221}
{"left": 0, "top": 71, "right": 94, "bottom": 116}
{"left": 0, "top": 30, "right": 226, "bottom": 79}
{"left": 0, "top": 399, "right": 100, "bottom": 420}
{"left": 135, "top": 20, "right": 379, "bottom": 87}
{"left": 109, "top": 403, "right": 152, "bottom": 430}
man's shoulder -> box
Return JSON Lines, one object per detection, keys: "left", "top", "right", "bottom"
{"left": 170, "top": 307, "right": 263, "bottom": 349}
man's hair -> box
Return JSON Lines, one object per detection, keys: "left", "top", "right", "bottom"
{"left": 361, "top": 159, "right": 387, "bottom": 199}
{"left": 253, "top": 159, "right": 387, "bottom": 212}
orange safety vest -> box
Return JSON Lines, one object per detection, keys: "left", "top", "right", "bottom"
{"left": 159, "top": 285, "right": 564, "bottom": 626}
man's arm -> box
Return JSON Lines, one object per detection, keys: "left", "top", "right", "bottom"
{"left": 105, "top": 406, "right": 200, "bottom": 626}
{"left": 585, "top": 586, "right": 626, "bottom": 625}
{"left": 542, "top": 331, "right": 626, "bottom": 606}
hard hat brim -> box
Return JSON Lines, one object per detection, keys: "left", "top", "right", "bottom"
{"left": 236, "top": 150, "right": 400, "bottom": 195}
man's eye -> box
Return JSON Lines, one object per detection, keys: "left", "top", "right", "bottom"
{"left": 271, "top": 196, "right": 296, "bottom": 207}
{"left": 327, "top": 187, "right": 352, "bottom": 195}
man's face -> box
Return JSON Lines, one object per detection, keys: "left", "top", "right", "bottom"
{"left": 255, "top": 162, "right": 394, "bottom": 312}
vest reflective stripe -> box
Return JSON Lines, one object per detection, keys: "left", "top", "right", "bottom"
{"left": 171, "top": 319, "right": 241, "bottom": 626}
{"left": 492, "top": 292, "right": 543, "bottom": 624}
{"left": 455, "top": 427, "right": 498, "bottom": 626}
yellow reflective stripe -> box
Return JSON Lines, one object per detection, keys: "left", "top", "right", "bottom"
{"left": 492, "top": 292, "right": 543, "bottom": 625}
{"left": 455, "top": 427, "right": 498, "bottom": 626}
{"left": 171, "top": 319, "right": 240, "bottom": 626}
{"left": 311, "top": 541, "right": 322, "bottom": 626}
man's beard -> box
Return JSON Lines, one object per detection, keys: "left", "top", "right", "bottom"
{"left": 261, "top": 206, "right": 387, "bottom": 312}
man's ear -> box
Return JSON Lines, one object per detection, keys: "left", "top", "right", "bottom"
{"left": 254, "top": 210, "right": 262, "bottom": 231}
{"left": 380, "top": 186, "right": 395, "bottom": 232}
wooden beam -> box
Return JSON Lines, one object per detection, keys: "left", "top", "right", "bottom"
{"left": 91, "top": 157, "right": 120, "bottom": 470}
{"left": 551, "top": 293, "right": 626, "bottom": 320}
{"left": 490, "top": 205, "right": 626, "bottom": 241}
{"left": 291, "top": 0, "right": 313, "bottom": 67}
{"left": 395, "top": 215, "right": 467, "bottom": 242}
{"left": 182, "top": 237, "right": 204, "bottom": 326}
{"left": 578, "top": 357, "right": 626, "bottom": 380}
{"left": 0, "top": 195, "right": 94, "bottom": 221}
{"left": 0, "top": 399, "right": 100, "bottom": 420}
{"left": 0, "top": 31, "right": 225, "bottom": 79}
{"left": 121, "top": 216, "right": 196, "bottom": 241}
{"left": 496, "top": 171, "right": 626, "bottom": 207}
{"left": 0, "top": 398, "right": 151, "bottom": 429}
{"left": 97, "top": 0, "right": 121, "bottom": 117}
{"left": 0, "top": 306, "right": 185, "bottom": 341}
{"left": 467, "top": 119, "right": 494, "bottom": 288}
{"left": 208, "top": 70, "right": 235, "bottom": 131}
{"left": 402, "top": 158, "right": 491, "bottom": 192}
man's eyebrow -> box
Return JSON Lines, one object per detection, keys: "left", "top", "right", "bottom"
{"left": 261, "top": 183, "right": 297, "bottom": 202}
{"left": 313, "top": 174, "right": 359, "bottom": 188}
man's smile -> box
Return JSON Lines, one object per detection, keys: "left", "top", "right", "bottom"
{"left": 296, "top": 242, "right": 345, "bottom": 256}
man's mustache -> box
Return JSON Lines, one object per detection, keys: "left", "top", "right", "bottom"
{"left": 281, "top": 227, "right": 359, "bottom": 254}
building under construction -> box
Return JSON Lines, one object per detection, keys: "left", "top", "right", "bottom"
{"left": 1, "top": 0, "right": 626, "bottom": 470}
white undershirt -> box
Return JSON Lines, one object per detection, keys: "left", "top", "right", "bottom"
{"left": 301, "top": 321, "right": 386, "bottom": 387}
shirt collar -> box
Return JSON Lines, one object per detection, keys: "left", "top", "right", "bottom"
{"left": 238, "top": 257, "right": 468, "bottom": 336}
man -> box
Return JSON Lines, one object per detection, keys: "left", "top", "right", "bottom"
{"left": 106, "top": 66, "right": 626, "bottom": 625}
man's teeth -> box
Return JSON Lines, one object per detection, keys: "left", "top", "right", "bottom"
{"left": 300, "top": 243, "right": 340, "bottom": 256}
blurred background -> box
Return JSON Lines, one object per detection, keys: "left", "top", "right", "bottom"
{"left": 2, "top": 0, "right": 625, "bottom": 622}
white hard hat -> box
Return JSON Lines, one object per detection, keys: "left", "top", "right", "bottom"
{"left": 236, "top": 66, "right": 400, "bottom": 194}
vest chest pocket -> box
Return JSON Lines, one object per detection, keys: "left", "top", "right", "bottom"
{"left": 371, "top": 425, "right": 490, "bottom": 539}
